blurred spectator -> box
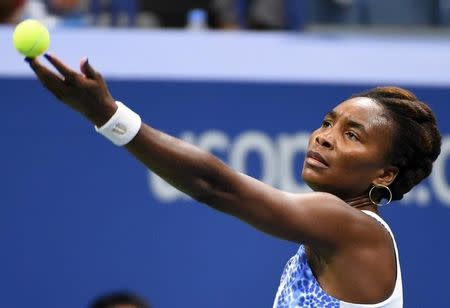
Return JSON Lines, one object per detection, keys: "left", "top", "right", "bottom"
{"left": 90, "top": 0, "right": 138, "bottom": 27}
{"left": 139, "top": 0, "right": 209, "bottom": 28}
{"left": 89, "top": 291, "right": 151, "bottom": 308}
{"left": 439, "top": 0, "right": 450, "bottom": 25}
{"left": 308, "top": 0, "right": 439, "bottom": 27}
{"left": 307, "top": 0, "right": 360, "bottom": 25}
{"left": 212, "top": 0, "right": 285, "bottom": 29}
{"left": 211, "top": 0, "right": 309, "bottom": 30}
{"left": 20, "top": 0, "right": 88, "bottom": 27}
{"left": 46, "top": 0, "right": 90, "bottom": 26}
{"left": 0, "top": 0, "right": 26, "bottom": 24}
{"left": 22, "top": 0, "right": 49, "bottom": 21}
{"left": 212, "top": 0, "right": 443, "bottom": 30}
{"left": 211, "top": 0, "right": 308, "bottom": 30}
{"left": 363, "top": 0, "right": 438, "bottom": 26}
{"left": 46, "top": 0, "right": 82, "bottom": 15}
{"left": 47, "top": 0, "right": 78, "bottom": 12}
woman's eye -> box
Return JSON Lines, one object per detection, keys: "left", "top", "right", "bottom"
{"left": 322, "top": 120, "right": 332, "bottom": 128}
{"left": 346, "top": 131, "right": 359, "bottom": 141}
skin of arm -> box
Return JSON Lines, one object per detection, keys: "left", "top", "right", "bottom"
{"left": 126, "top": 123, "right": 364, "bottom": 248}
{"left": 26, "top": 54, "right": 373, "bottom": 252}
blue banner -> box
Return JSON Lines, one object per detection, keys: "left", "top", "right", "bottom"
{"left": 1, "top": 78, "right": 449, "bottom": 308}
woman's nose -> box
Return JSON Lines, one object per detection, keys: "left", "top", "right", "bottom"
{"left": 315, "top": 134, "right": 333, "bottom": 149}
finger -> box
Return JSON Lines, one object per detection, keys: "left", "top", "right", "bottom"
{"left": 27, "top": 57, "right": 63, "bottom": 84}
{"left": 26, "top": 57, "right": 68, "bottom": 97}
{"left": 44, "top": 53, "right": 78, "bottom": 82}
{"left": 80, "top": 57, "right": 99, "bottom": 80}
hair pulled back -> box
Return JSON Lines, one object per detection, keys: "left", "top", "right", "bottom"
{"left": 352, "top": 87, "right": 441, "bottom": 201}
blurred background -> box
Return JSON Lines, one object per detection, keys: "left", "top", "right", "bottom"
{"left": 1, "top": 1, "right": 450, "bottom": 308}
{"left": 2, "top": 0, "right": 450, "bottom": 30}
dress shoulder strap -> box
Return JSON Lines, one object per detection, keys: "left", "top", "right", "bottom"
{"left": 338, "top": 210, "right": 403, "bottom": 307}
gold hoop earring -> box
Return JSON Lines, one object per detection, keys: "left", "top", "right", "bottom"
{"left": 369, "top": 184, "right": 392, "bottom": 206}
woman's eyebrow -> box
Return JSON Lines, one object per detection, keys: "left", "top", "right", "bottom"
{"left": 347, "top": 119, "right": 367, "bottom": 133}
{"left": 325, "top": 110, "right": 336, "bottom": 118}
{"left": 326, "top": 110, "right": 367, "bottom": 133}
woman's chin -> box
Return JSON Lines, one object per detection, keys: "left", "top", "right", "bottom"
{"left": 301, "top": 175, "right": 321, "bottom": 192}
{"left": 301, "top": 170, "right": 332, "bottom": 193}
{"left": 302, "top": 168, "right": 324, "bottom": 188}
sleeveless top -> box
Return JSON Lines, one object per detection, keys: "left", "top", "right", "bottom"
{"left": 272, "top": 210, "right": 403, "bottom": 308}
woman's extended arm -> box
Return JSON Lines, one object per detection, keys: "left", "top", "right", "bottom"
{"left": 28, "top": 55, "right": 372, "bottom": 249}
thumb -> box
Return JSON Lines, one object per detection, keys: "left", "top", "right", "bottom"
{"left": 80, "top": 57, "right": 98, "bottom": 80}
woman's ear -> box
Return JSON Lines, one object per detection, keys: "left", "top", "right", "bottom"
{"left": 374, "top": 166, "right": 399, "bottom": 186}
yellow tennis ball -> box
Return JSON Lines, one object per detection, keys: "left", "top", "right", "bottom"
{"left": 13, "top": 19, "right": 50, "bottom": 58}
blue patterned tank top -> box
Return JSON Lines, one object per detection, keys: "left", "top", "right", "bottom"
{"left": 272, "top": 210, "right": 403, "bottom": 308}
{"left": 273, "top": 244, "right": 339, "bottom": 308}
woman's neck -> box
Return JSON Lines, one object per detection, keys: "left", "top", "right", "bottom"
{"left": 344, "top": 194, "right": 378, "bottom": 213}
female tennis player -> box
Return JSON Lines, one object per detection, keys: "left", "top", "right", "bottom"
{"left": 26, "top": 54, "right": 441, "bottom": 307}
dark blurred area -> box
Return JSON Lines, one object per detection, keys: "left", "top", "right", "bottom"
{"left": 89, "top": 290, "right": 151, "bottom": 308}
{"left": 0, "top": 0, "right": 26, "bottom": 23}
{"left": 1, "top": 0, "right": 450, "bottom": 31}
{"left": 140, "top": 0, "right": 209, "bottom": 27}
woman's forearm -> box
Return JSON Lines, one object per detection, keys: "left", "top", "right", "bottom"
{"left": 125, "top": 123, "right": 230, "bottom": 204}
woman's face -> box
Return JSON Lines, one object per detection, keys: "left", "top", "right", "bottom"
{"left": 302, "top": 97, "right": 395, "bottom": 200}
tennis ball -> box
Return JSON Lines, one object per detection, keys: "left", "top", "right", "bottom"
{"left": 13, "top": 19, "right": 50, "bottom": 58}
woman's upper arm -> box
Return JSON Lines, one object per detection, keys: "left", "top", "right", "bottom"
{"left": 205, "top": 169, "right": 363, "bottom": 249}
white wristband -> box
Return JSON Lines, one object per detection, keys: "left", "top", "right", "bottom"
{"left": 95, "top": 101, "right": 142, "bottom": 146}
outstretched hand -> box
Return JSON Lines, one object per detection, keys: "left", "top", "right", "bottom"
{"left": 26, "top": 54, "right": 117, "bottom": 126}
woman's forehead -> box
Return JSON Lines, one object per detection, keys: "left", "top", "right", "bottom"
{"left": 332, "top": 97, "right": 387, "bottom": 125}
{"left": 335, "top": 97, "right": 381, "bottom": 115}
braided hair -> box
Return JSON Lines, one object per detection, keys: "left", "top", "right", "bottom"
{"left": 352, "top": 87, "right": 441, "bottom": 201}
